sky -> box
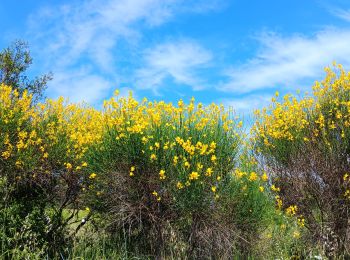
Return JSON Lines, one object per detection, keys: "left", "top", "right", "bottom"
{"left": 2, "top": 0, "right": 350, "bottom": 116}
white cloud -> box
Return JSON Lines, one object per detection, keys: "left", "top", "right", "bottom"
{"left": 221, "top": 94, "right": 272, "bottom": 116}
{"left": 28, "top": 0, "right": 221, "bottom": 102}
{"left": 134, "top": 39, "right": 212, "bottom": 92}
{"left": 331, "top": 8, "right": 350, "bottom": 22}
{"left": 48, "top": 68, "right": 112, "bottom": 104}
{"left": 220, "top": 28, "right": 350, "bottom": 94}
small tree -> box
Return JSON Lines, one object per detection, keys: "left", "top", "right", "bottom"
{"left": 0, "top": 40, "right": 52, "bottom": 102}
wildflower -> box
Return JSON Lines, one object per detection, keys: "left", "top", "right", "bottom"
{"left": 89, "top": 173, "right": 97, "bottom": 179}
{"left": 344, "top": 173, "right": 349, "bottom": 181}
{"left": 249, "top": 172, "right": 258, "bottom": 181}
{"left": 65, "top": 163, "right": 72, "bottom": 170}
{"left": 177, "top": 182, "right": 184, "bottom": 189}
{"left": 205, "top": 168, "right": 213, "bottom": 176}
{"left": 173, "top": 156, "right": 178, "bottom": 165}
{"left": 275, "top": 195, "right": 283, "bottom": 209}
{"left": 189, "top": 171, "right": 199, "bottom": 180}
{"left": 211, "top": 186, "right": 217, "bottom": 193}
{"left": 271, "top": 184, "right": 280, "bottom": 192}
{"left": 1, "top": 151, "right": 10, "bottom": 159}
{"left": 261, "top": 172, "right": 268, "bottom": 182}
{"left": 298, "top": 217, "right": 305, "bottom": 227}
{"left": 184, "top": 161, "right": 190, "bottom": 168}
{"left": 150, "top": 154, "right": 157, "bottom": 161}
{"left": 159, "top": 169, "right": 166, "bottom": 180}
{"left": 211, "top": 155, "right": 217, "bottom": 162}
{"left": 286, "top": 205, "right": 298, "bottom": 216}
{"left": 234, "top": 169, "right": 244, "bottom": 178}
{"left": 259, "top": 186, "right": 264, "bottom": 192}
{"left": 293, "top": 231, "right": 300, "bottom": 239}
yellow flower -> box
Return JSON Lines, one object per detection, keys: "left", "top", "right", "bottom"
{"left": 1, "top": 151, "right": 11, "bottom": 159}
{"left": 159, "top": 169, "right": 166, "bottom": 180}
{"left": 259, "top": 186, "right": 264, "bottom": 192}
{"left": 189, "top": 171, "right": 199, "bottom": 180}
{"left": 249, "top": 172, "right": 258, "bottom": 181}
{"left": 271, "top": 184, "right": 280, "bottom": 192}
{"left": 177, "top": 182, "right": 184, "bottom": 189}
{"left": 150, "top": 153, "right": 157, "bottom": 160}
{"left": 261, "top": 172, "right": 268, "bottom": 182}
{"left": 65, "top": 163, "right": 72, "bottom": 170}
{"left": 89, "top": 173, "right": 97, "bottom": 179}
{"left": 286, "top": 205, "right": 298, "bottom": 216}
{"left": 293, "top": 231, "right": 300, "bottom": 239}
{"left": 130, "top": 166, "right": 135, "bottom": 172}
{"left": 184, "top": 161, "right": 190, "bottom": 168}
{"left": 173, "top": 156, "right": 178, "bottom": 165}
{"left": 211, "top": 155, "right": 217, "bottom": 162}
{"left": 211, "top": 186, "right": 217, "bottom": 193}
{"left": 205, "top": 167, "right": 213, "bottom": 176}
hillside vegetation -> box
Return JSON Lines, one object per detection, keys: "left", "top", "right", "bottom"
{"left": 1, "top": 64, "right": 350, "bottom": 259}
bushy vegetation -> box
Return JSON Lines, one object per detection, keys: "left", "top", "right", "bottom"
{"left": 253, "top": 63, "right": 350, "bottom": 258}
{"left": 1, "top": 42, "right": 350, "bottom": 258}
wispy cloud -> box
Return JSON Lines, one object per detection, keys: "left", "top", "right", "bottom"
{"left": 219, "top": 28, "right": 350, "bottom": 94}
{"left": 134, "top": 39, "right": 212, "bottom": 93}
{"left": 28, "top": 0, "right": 221, "bottom": 103}
{"left": 331, "top": 8, "right": 350, "bottom": 22}
{"left": 48, "top": 68, "right": 111, "bottom": 104}
{"left": 221, "top": 94, "right": 272, "bottom": 116}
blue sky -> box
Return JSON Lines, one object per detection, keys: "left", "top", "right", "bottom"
{"left": 2, "top": 0, "right": 350, "bottom": 115}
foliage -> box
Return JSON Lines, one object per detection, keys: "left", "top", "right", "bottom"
{"left": 0, "top": 85, "right": 102, "bottom": 257}
{"left": 4, "top": 60, "right": 349, "bottom": 258}
{"left": 253, "top": 63, "right": 350, "bottom": 257}
{"left": 0, "top": 40, "right": 52, "bottom": 102}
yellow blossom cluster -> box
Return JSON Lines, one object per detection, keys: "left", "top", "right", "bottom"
{"left": 253, "top": 63, "right": 350, "bottom": 151}
{"left": 100, "top": 91, "right": 241, "bottom": 201}
{"left": 0, "top": 84, "right": 103, "bottom": 186}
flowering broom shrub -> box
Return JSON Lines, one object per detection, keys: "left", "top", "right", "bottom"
{"left": 252, "top": 64, "right": 350, "bottom": 257}
{"left": 0, "top": 83, "right": 299, "bottom": 258}
{"left": 79, "top": 92, "right": 276, "bottom": 257}
{"left": 0, "top": 85, "right": 102, "bottom": 257}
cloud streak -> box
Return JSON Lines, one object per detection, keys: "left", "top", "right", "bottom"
{"left": 134, "top": 39, "right": 212, "bottom": 93}
{"left": 28, "top": 0, "right": 221, "bottom": 103}
{"left": 220, "top": 28, "right": 350, "bottom": 94}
